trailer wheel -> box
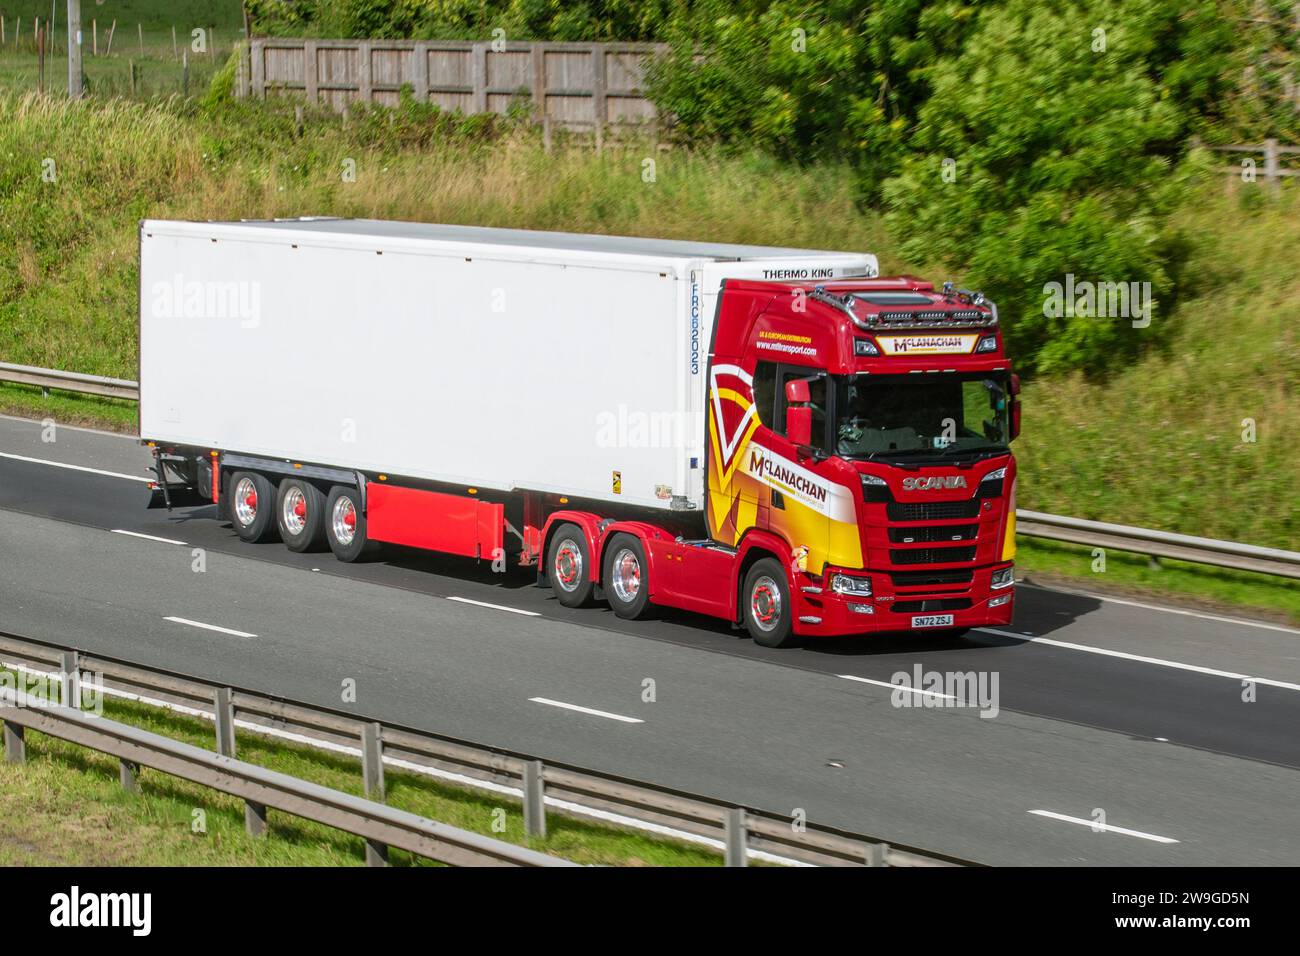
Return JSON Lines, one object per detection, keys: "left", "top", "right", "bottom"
{"left": 547, "top": 524, "right": 594, "bottom": 608}
{"left": 742, "top": 558, "right": 797, "bottom": 648}
{"left": 276, "top": 479, "right": 327, "bottom": 553}
{"left": 603, "top": 534, "right": 651, "bottom": 620}
{"left": 325, "top": 485, "right": 371, "bottom": 562}
{"left": 227, "top": 471, "right": 279, "bottom": 544}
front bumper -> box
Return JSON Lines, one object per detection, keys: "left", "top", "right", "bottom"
{"left": 792, "top": 564, "right": 1014, "bottom": 637}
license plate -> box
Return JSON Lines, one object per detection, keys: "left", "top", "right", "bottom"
{"left": 911, "top": 614, "right": 954, "bottom": 629}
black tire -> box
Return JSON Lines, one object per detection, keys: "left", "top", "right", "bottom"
{"left": 276, "top": 478, "right": 328, "bottom": 553}
{"left": 227, "top": 471, "right": 279, "bottom": 543}
{"left": 742, "top": 557, "right": 798, "bottom": 648}
{"left": 196, "top": 458, "right": 213, "bottom": 501}
{"left": 547, "top": 523, "right": 595, "bottom": 608}
{"left": 325, "top": 485, "right": 371, "bottom": 562}
{"left": 602, "top": 534, "right": 652, "bottom": 620}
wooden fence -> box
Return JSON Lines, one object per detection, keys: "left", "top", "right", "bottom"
{"left": 1203, "top": 139, "right": 1299, "bottom": 190}
{"left": 243, "top": 37, "right": 668, "bottom": 139}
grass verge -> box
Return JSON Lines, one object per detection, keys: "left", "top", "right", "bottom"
{"left": 0, "top": 381, "right": 137, "bottom": 432}
{"left": 0, "top": 677, "right": 722, "bottom": 866}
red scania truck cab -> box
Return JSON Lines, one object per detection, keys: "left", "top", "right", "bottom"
{"left": 139, "top": 220, "right": 1017, "bottom": 648}
{"left": 695, "top": 277, "right": 1018, "bottom": 646}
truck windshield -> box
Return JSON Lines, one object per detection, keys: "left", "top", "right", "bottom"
{"left": 833, "top": 372, "right": 1011, "bottom": 462}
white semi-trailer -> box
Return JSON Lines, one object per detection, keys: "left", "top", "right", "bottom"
{"left": 141, "top": 218, "right": 1018, "bottom": 647}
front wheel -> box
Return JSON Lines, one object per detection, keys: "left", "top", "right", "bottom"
{"left": 742, "top": 558, "right": 798, "bottom": 648}
{"left": 547, "top": 524, "right": 594, "bottom": 608}
{"left": 603, "top": 534, "right": 652, "bottom": 620}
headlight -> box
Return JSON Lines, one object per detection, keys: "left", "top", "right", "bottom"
{"left": 831, "top": 573, "right": 873, "bottom": 596}
{"left": 991, "top": 566, "right": 1015, "bottom": 589}
{"left": 976, "top": 335, "right": 998, "bottom": 353}
{"left": 861, "top": 473, "right": 890, "bottom": 503}
{"left": 979, "top": 467, "right": 1007, "bottom": 497}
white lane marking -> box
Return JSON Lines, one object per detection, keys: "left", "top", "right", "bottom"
{"left": 447, "top": 596, "right": 540, "bottom": 617}
{"left": 838, "top": 673, "right": 957, "bottom": 700}
{"left": 163, "top": 616, "right": 257, "bottom": 639}
{"left": 980, "top": 627, "right": 1300, "bottom": 692}
{"left": 0, "top": 451, "right": 151, "bottom": 483}
{"left": 1018, "top": 581, "right": 1300, "bottom": 636}
{"left": 529, "top": 697, "right": 644, "bottom": 724}
{"left": 1027, "top": 810, "right": 1179, "bottom": 844}
{"left": 112, "top": 529, "right": 186, "bottom": 546}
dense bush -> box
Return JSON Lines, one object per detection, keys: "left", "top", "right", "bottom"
{"left": 883, "top": 0, "right": 1232, "bottom": 374}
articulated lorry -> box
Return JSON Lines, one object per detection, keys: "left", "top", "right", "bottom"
{"left": 139, "top": 219, "right": 1018, "bottom": 647}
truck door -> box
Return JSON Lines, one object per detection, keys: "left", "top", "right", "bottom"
{"left": 751, "top": 364, "right": 835, "bottom": 572}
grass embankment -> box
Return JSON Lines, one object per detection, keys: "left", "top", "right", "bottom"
{"left": 0, "top": 91, "right": 1294, "bottom": 618}
{"left": 0, "top": 674, "right": 720, "bottom": 866}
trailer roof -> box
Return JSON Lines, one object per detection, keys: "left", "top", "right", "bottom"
{"left": 180, "top": 218, "right": 858, "bottom": 263}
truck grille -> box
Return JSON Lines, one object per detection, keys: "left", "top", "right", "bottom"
{"left": 891, "top": 546, "right": 977, "bottom": 565}
{"left": 887, "top": 500, "right": 981, "bottom": 522}
{"left": 888, "top": 524, "right": 978, "bottom": 544}
{"left": 890, "top": 569, "right": 973, "bottom": 587}
{"left": 892, "top": 598, "right": 972, "bottom": 613}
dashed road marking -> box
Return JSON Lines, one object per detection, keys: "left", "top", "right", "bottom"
{"left": 529, "top": 697, "right": 643, "bottom": 724}
{"left": 163, "top": 616, "right": 257, "bottom": 639}
{"left": 837, "top": 673, "right": 957, "bottom": 700}
{"left": 1028, "top": 809, "right": 1179, "bottom": 844}
{"left": 447, "top": 596, "right": 540, "bottom": 617}
{"left": 112, "top": 529, "right": 186, "bottom": 545}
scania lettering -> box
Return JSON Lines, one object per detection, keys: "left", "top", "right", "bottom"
{"left": 139, "top": 220, "right": 1019, "bottom": 648}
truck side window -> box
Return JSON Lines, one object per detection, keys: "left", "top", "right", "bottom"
{"left": 775, "top": 366, "right": 828, "bottom": 448}
{"left": 752, "top": 361, "right": 779, "bottom": 427}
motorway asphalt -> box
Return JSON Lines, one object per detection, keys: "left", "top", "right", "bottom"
{"left": 1, "top": 413, "right": 1298, "bottom": 865}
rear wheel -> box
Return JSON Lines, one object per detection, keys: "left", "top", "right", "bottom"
{"left": 742, "top": 558, "right": 797, "bottom": 648}
{"left": 276, "top": 479, "right": 327, "bottom": 553}
{"left": 325, "top": 485, "right": 371, "bottom": 562}
{"left": 227, "top": 471, "right": 279, "bottom": 543}
{"left": 603, "top": 534, "right": 651, "bottom": 620}
{"left": 547, "top": 524, "right": 594, "bottom": 608}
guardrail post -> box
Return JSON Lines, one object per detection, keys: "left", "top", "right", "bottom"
{"left": 59, "top": 650, "right": 80, "bottom": 709}
{"left": 214, "top": 687, "right": 266, "bottom": 837}
{"left": 245, "top": 801, "right": 268, "bottom": 838}
{"left": 864, "top": 842, "right": 887, "bottom": 867}
{"left": 724, "top": 807, "right": 747, "bottom": 867}
{"left": 523, "top": 759, "right": 546, "bottom": 839}
{"left": 214, "top": 687, "right": 235, "bottom": 757}
{"left": 119, "top": 759, "right": 139, "bottom": 792}
{"left": 362, "top": 722, "right": 387, "bottom": 866}
{"left": 2, "top": 722, "right": 24, "bottom": 763}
